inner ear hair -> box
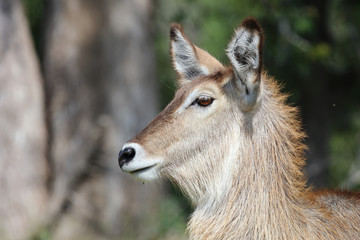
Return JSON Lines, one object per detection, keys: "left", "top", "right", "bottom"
{"left": 226, "top": 17, "right": 265, "bottom": 110}
{"left": 169, "top": 23, "right": 204, "bottom": 80}
{"left": 226, "top": 17, "right": 264, "bottom": 83}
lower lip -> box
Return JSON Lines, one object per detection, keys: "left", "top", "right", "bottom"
{"left": 129, "top": 165, "right": 156, "bottom": 174}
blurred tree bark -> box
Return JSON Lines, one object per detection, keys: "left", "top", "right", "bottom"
{"left": 0, "top": 0, "right": 47, "bottom": 239}
{"left": 42, "top": 0, "right": 163, "bottom": 239}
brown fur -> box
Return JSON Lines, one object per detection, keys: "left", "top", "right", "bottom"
{"left": 121, "top": 17, "right": 360, "bottom": 239}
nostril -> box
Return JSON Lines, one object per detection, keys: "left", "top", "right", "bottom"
{"left": 118, "top": 147, "right": 136, "bottom": 168}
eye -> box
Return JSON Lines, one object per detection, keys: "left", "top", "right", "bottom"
{"left": 191, "top": 96, "right": 214, "bottom": 107}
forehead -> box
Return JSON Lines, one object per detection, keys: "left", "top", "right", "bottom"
{"left": 175, "top": 69, "right": 233, "bottom": 98}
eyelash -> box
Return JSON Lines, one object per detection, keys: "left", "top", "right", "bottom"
{"left": 190, "top": 96, "right": 214, "bottom": 107}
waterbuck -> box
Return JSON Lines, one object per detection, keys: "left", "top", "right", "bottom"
{"left": 118, "top": 17, "right": 360, "bottom": 239}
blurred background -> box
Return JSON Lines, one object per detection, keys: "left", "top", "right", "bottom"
{"left": 0, "top": 0, "right": 359, "bottom": 239}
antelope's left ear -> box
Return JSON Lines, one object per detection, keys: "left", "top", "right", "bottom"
{"left": 226, "top": 17, "right": 264, "bottom": 109}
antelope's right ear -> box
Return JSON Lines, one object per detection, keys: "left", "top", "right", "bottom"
{"left": 170, "top": 24, "right": 224, "bottom": 84}
{"left": 170, "top": 23, "right": 207, "bottom": 81}
{"left": 226, "top": 17, "right": 264, "bottom": 109}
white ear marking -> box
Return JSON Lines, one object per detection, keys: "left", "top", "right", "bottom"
{"left": 227, "top": 28, "right": 260, "bottom": 73}
{"left": 226, "top": 17, "right": 264, "bottom": 110}
{"left": 170, "top": 24, "right": 209, "bottom": 81}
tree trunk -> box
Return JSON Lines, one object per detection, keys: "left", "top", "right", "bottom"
{"left": 0, "top": 0, "right": 47, "bottom": 239}
{"left": 42, "top": 0, "right": 163, "bottom": 239}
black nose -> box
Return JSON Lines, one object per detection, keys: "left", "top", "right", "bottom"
{"left": 118, "top": 147, "right": 136, "bottom": 168}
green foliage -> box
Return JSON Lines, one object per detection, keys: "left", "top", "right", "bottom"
{"left": 23, "top": 0, "right": 43, "bottom": 28}
{"left": 330, "top": 111, "right": 360, "bottom": 189}
{"left": 31, "top": 227, "right": 51, "bottom": 240}
{"left": 120, "top": 193, "right": 188, "bottom": 240}
{"left": 155, "top": 195, "right": 188, "bottom": 237}
{"left": 23, "top": 0, "right": 44, "bottom": 58}
{"left": 309, "top": 43, "right": 331, "bottom": 61}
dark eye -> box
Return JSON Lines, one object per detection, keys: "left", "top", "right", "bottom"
{"left": 191, "top": 96, "right": 214, "bottom": 107}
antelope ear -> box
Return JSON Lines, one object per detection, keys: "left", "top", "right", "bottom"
{"left": 226, "top": 17, "right": 264, "bottom": 109}
{"left": 170, "top": 23, "right": 207, "bottom": 81}
{"left": 170, "top": 23, "right": 223, "bottom": 84}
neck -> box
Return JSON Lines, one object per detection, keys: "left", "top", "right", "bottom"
{"left": 188, "top": 77, "right": 310, "bottom": 239}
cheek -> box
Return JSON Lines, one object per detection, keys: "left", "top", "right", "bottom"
{"left": 161, "top": 113, "right": 229, "bottom": 167}
{"left": 160, "top": 126, "right": 230, "bottom": 188}
{"left": 141, "top": 129, "right": 178, "bottom": 157}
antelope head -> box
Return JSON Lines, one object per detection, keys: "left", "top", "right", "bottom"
{"left": 119, "top": 17, "right": 264, "bottom": 204}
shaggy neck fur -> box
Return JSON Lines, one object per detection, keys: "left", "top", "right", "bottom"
{"left": 185, "top": 75, "right": 309, "bottom": 239}
{"left": 180, "top": 75, "right": 360, "bottom": 240}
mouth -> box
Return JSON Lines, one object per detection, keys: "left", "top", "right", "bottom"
{"left": 129, "top": 165, "right": 157, "bottom": 175}
{"left": 121, "top": 163, "right": 160, "bottom": 181}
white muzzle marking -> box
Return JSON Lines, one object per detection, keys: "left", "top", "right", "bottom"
{"left": 120, "top": 142, "right": 162, "bottom": 181}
